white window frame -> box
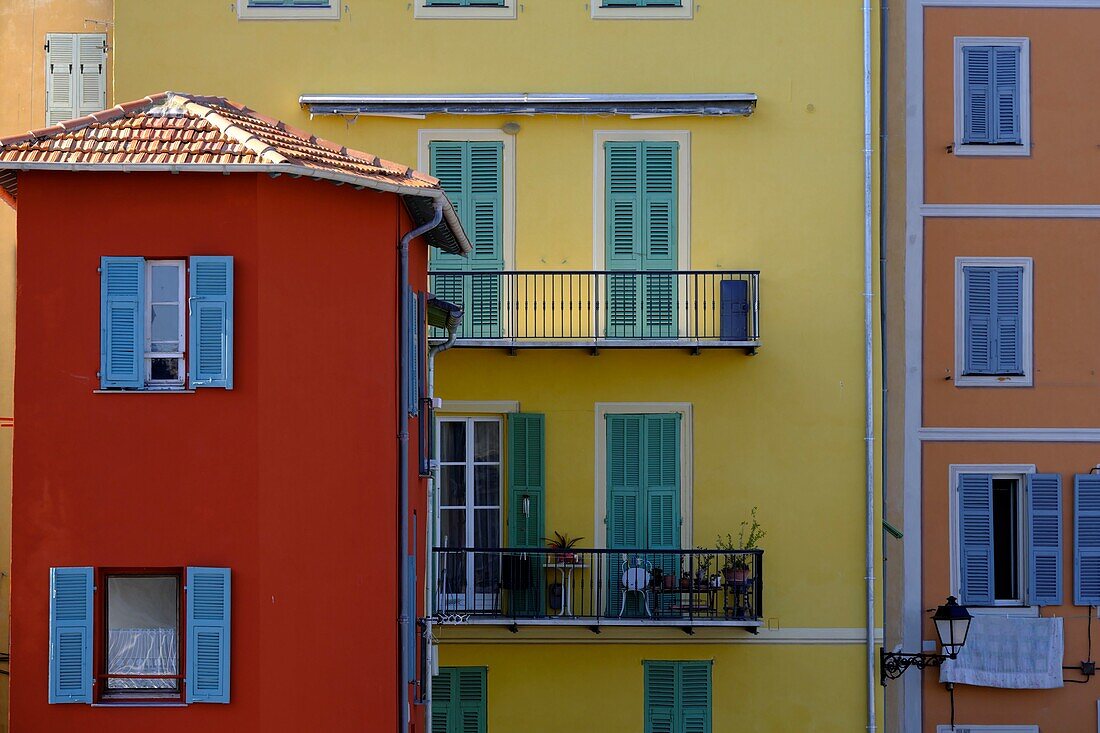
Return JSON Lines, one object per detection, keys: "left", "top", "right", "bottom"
{"left": 236, "top": 0, "right": 340, "bottom": 21}
{"left": 144, "top": 260, "right": 186, "bottom": 389}
{"left": 592, "top": 1, "right": 693, "bottom": 20}
{"left": 415, "top": 0, "right": 517, "bottom": 20}
{"left": 954, "top": 257, "right": 1033, "bottom": 387}
{"left": 947, "top": 464, "right": 1035, "bottom": 609}
{"left": 953, "top": 37, "right": 1031, "bottom": 157}
{"left": 435, "top": 416, "right": 503, "bottom": 611}
{"left": 937, "top": 727, "right": 1038, "bottom": 733}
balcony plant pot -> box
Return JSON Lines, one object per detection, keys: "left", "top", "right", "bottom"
{"left": 663, "top": 574, "right": 676, "bottom": 590}
{"left": 680, "top": 573, "right": 692, "bottom": 590}
{"left": 723, "top": 567, "right": 750, "bottom": 585}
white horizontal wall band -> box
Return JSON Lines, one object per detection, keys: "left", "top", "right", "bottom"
{"left": 922, "top": 0, "right": 1100, "bottom": 6}
{"left": 920, "top": 428, "right": 1100, "bottom": 442}
{"left": 922, "top": 204, "right": 1100, "bottom": 218}
{"left": 436, "top": 627, "right": 885, "bottom": 646}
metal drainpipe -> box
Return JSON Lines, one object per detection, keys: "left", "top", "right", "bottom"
{"left": 862, "top": 1, "right": 878, "bottom": 732}
{"left": 423, "top": 317, "right": 462, "bottom": 729}
{"left": 398, "top": 199, "right": 444, "bottom": 733}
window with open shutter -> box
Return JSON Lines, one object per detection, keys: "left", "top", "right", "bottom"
{"left": 429, "top": 141, "right": 504, "bottom": 339}
{"left": 1074, "top": 475, "right": 1100, "bottom": 605}
{"left": 644, "top": 661, "right": 712, "bottom": 733}
{"left": 186, "top": 567, "right": 231, "bottom": 703}
{"left": 1027, "top": 474, "right": 1062, "bottom": 606}
{"left": 433, "top": 667, "right": 487, "bottom": 733}
{"left": 604, "top": 141, "right": 679, "bottom": 338}
{"left": 958, "top": 473, "right": 994, "bottom": 605}
{"left": 101, "top": 257, "right": 145, "bottom": 389}
{"left": 188, "top": 256, "right": 234, "bottom": 389}
{"left": 48, "top": 567, "right": 93, "bottom": 704}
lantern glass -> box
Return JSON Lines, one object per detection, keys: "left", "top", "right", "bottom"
{"left": 932, "top": 596, "right": 972, "bottom": 658}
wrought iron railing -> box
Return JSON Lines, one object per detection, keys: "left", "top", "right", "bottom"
{"left": 431, "top": 547, "right": 763, "bottom": 624}
{"left": 427, "top": 270, "right": 760, "bottom": 346}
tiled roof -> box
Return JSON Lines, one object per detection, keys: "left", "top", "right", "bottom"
{"left": 0, "top": 92, "right": 469, "bottom": 254}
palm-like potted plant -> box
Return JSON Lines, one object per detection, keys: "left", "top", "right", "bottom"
{"left": 544, "top": 531, "right": 584, "bottom": 563}
{"left": 717, "top": 507, "right": 766, "bottom": 584}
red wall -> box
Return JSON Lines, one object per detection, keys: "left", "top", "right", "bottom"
{"left": 11, "top": 170, "right": 430, "bottom": 732}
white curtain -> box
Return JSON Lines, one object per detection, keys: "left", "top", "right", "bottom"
{"left": 107, "top": 628, "right": 178, "bottom": 689}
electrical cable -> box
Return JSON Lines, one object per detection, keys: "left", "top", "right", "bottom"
{"left": 948, "top": 682, "right": 955, "bottom": 730}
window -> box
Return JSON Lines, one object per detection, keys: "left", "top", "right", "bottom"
{"left": 644, "top": 661, "right": 712, "bottom": 733}
{"left": 48, "top": 566, "right": 230, "bottom": 705}
{"left": 437, "top": 417, "right": 502, "bottom": 610}
{"left": 954, "top": 258, "right": 1032, "bottom": 387}
{"left": 937, "top": 727, "right": 1038, "bottom": 733}
{"left": 592, "top": 0, "right": 692, "bottom": 19}
{"left": 954, "top": 469, "right": 1062, "bottom": 607}
{"left": 45, "top": 34, "right": 106, "bottom": 126}
{"left": 954, "top": 37, "right": 1030, "bottom": 156}
{"left": 237, "top": 0, "right": 340, "bottom": 20}
{"left": 432, "top": 667, "right": 486, "bottom": 733}
{"left": 102, "top": 572, "right": 181, "bottom": 699}
{"left": 417, "top": 0, "right": 515, "bottom": 19}
{"left": 100, "top": 256, "right": 233, "bottom": 391}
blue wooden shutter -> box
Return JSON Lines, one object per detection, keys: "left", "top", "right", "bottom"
{"left": 679, "top": 661, "right": 713, "bottom": 733}
{"left": 1027, "top": 473, "right": 1062, "bottom": 606}
{"left": 48, "top": 567, "right": 93, "bottom": 704}
{"left": 958, "top": 473, "right": 994, "bottom": 605}
{"left": 963, "top": 266, "right": 993, "bottom": 374}
{"left": 993, "top": 46, "right": 1022, "bottom": 144}
{"left": 644, "top": 661, "right": 677, "bottom": 733}
{"left": 405, "top": 287, "right": 420, "bottom": 417}
{"left": 100, "top": 256, "right": 144, "bottom": 388}
{"left": 607, "top": 414, "right": 645, "bottom": 548}
{"left": 993, "top": 266, "right": 1023, "bottom": 375}
{"left": 188, "top": 256, "right": 234, "bottom": 389}
{"left": 186, "top": 567, "right": 231, "bottom": 703}
{"left": 1074, "top": 475, "right": 1100, "bottom": 605}
{"left": 962, "top": 46, "right": 993, "bottom": 144}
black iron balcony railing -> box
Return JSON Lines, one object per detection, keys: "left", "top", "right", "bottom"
{"left": 431, "top": 547, "right": 763, "bottom": 629}
{"left": 428, "top": 270, "right": 760, "bottom": 351}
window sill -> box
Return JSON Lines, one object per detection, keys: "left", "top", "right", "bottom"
{"left": 94, "top": 389, "right": 195, "bottom": 394}
{"left": 591, "top": 5, "right": 693, "bottom": 19}
{"left": 954, "top": 374, "right": 1032, "bottom": 388}
{"left": 92, "top": 702, "right": 188, "bottom": 708}
{"left": 953, "top": 143, "right": 1030, "bottom": 158}
{"left": 415, "top": 4, "right": 516, "bottom": 19}
{"left": 967, "top": 605, "right": 1039, "bottom": 617}
{"left": 236, "top": 3, "right": 340, "bottom": 20}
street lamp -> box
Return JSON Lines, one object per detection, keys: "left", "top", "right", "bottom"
{"left": 881, "top": 596, "right": 972, "bottom": 686}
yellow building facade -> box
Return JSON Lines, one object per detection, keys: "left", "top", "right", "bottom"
{"left": 108, "top": 1, "right": 876, "bottom": 730}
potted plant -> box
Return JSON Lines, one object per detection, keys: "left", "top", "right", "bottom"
{"left": 544, "top": 531, "right": 584, "bottom": 563}
{"left": 717, "top": 507, "right": 767, "bottom": 584}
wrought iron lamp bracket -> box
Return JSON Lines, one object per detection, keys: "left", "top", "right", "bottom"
{"left": 880, "top": 648, "right": 950, "bottom": 685}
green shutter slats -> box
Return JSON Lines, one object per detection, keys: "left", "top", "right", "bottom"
{"left": 607, "top": 414, "right": 645, "bottom": 549}
{"left": 644, "top": 661, "right": 712, "bottom": 733}
{"left": 186, "top": 567, "right": 231, "bottom": 704}
{"left": 507, "top": 413, "right": 545, "bottom": 616}
{"left": 188, "top": 256, "right": 234, "bottom": 389}
{"left": 1074, "top": 474, "right": 1100, "bottom": 605}
{"left": 48, "top": 567, "right": 93, "bottom": 704}
{"left": 100, "top": 256, "right": 145, "bottom": 389}
{"left": 435, "top": 667, "right": 486, "bottom": 733}
{"left": 958, "top": 473, "right": 994, "bottom": 605}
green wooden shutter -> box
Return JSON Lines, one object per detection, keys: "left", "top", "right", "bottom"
{"left": 605, "top": 142, "right": 643, "bottom": 338}
{"left": 644, "top": 414, "right": 681, "bottom": 552}
{"left": 607, "top": 414, "right": 645, "bottom": 548}
{"left": 678, "top": 662, "right": 712, "bottom": 733}
{"left": 644, "top": 661, "right": 677, "bottom": 733}
{"left": 434, "top": 667, "right": 486, "bottom": 733}
{"left": 508, "top": 413, "right": 545, "bottom": 616}
{"left": 641, "top": 143, "right": 678, "bottom": 338}
{"left": 432, "top": 667, "right": 454, "bottom": 733}
{"left": 644, "top": 661, "right": 711, "bottom": 733}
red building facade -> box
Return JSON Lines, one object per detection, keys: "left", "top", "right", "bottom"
{"left": 0, "top": 93, "right": 468, "bottom": 732}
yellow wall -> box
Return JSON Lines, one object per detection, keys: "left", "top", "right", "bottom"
{"left": 110, "top": 1, "right": 881, "bottom": 730}
{"left": 0, "top": 3, "right": 114, "bottom": 730}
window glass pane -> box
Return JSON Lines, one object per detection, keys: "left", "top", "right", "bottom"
{"left": 440, "top": 508, "right": 466, "bottom": 549}
{"left": 150, "top": 265, "right": 178, "bottom": 302}
{"left": 474, "top": 421, "right": 499, "bottom": 462}
{"left": 106, "top": 576, "right": 179, "bottom": 690}
{"left": 150, "top": 304, "right": 178, "bottom": 342}
{"left": 474, "top": 465, "right": 499, "bottom": 506}
{"left": 474, "top": 508, "right": 500, "bottom": 548}
{"left": 440, "top": 421, "right": 466, "bottom": 463}
{"left": 992, "top": 478, "right": 1019, "bottom": 601}
{"left": 440, "top": 465, "right": 466, "bottom": 507}
{"left": 149, "top": 358, "right": 180, "bottom": 382}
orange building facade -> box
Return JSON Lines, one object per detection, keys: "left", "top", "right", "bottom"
{"left": 895, "top": 3, "right": 1100, "bottom": 731}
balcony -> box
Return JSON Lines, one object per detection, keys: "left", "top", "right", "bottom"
{"left": 428, "top": 270, "right": 760, "bottom": 353}
{"left": 430, "top": 548, "right": 763, "bottom": 632}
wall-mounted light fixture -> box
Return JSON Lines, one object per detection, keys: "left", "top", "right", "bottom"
{"left": 880, "top": 596, "right": 972, "bottom": 685}
{"left": 502, "top": 122, "right": 521, "bottom": 136}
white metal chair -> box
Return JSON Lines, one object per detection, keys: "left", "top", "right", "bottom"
{"left": 619, "top": 555, "right": 653, "bottom": 618}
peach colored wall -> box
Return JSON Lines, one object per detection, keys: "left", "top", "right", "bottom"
{"left": 924, "top": 8, "right": 1100, "bottom": 205}
{"left": 922, "top": 217, "right": 1100, "bottom": 428}
{"left": 921, "top": 442, "right": 1100, "bottom": 731}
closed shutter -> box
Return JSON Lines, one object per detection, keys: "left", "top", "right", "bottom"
{"left": 45, "top": 34, "right": 76, "bottom": 126}
{"left": 48, "top": 567, "right": 93, "bottom": 704}
{"left": 963, "top": 266, "right": 1022, "bottom": 376}
{"left": 100, "top": 256, "right": 145, "bottom": 389}
{"left": 1074, "top": 475, "right": 1100, "bottom": 605}
{"left": 679, "top": 662, "right": 713, "bottom": 733}
{"left": 958, "top": 473, "right": 994, "bottom": 605}
{"left": 1027, "top": 473, "right": 1062, "bottom": 606}
{"left": 644, "top": 661, "right": 677, "bottom": 733}
{"left": 993, "top": 267, "right": 1023, "bottom": 375}
{"left": 188, "top": 256, "right": 234, "bottom": 389}
{"left": 605, "top": 143, "right": 643, "bottom": 338}
{"left": 429, "top": 141, "right": 503, "bottom": 339}
{"left": 993, "top": 46, "right": 1022, "bottom": 144}
{"left": 963, "top": 266, "right": 993, "bottom": 374}
{"left": 433, "top": 667, "right": 486, "bottom": 733}
{"left": 607, "top": 414, "right": 645, "bottom": 548}
{"left": 186, "top": 567, "right": 231, "bottom": 703}
{"left": 507, "top": 413, "right": 545, "bottom": 616}
{"left": 426, "top": 0, "right": 506, "bottom": 5}
{"left": 641, "top": 143, "right": 678, "bottom": 338}
{"left": 645, "top": 414, "right": 681, "bottom": 551}
{"left": 76, "top": 34, "right": 106, "bottom": 117}
{"left": 644, "top": 661, "right": 711, "bottom": 733}
{"left": 962, "top": 46, "right": 993, "bottom": 144}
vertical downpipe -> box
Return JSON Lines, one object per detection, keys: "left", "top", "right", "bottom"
{"left": 399, "top": 199, "right": 444, "bottom": 733}
{"left": 863, "top": 0, "right": 879, "bottom": 732}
